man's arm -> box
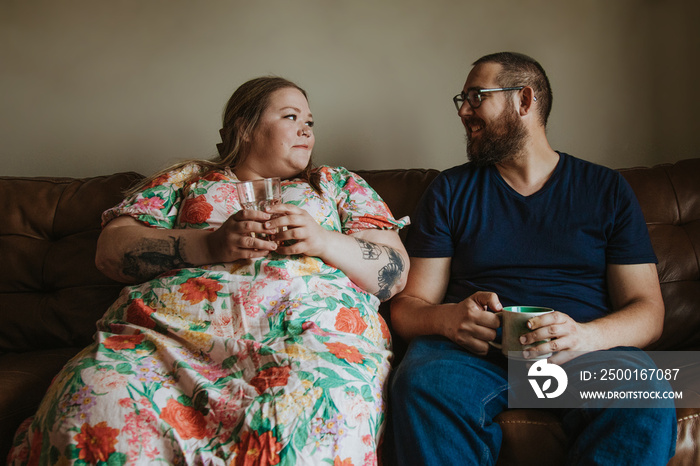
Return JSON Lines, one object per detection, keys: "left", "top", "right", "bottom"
{"left": 595, "top": 262, "right": 664, "bottom": 347}
{"left": 521, "top": 262, "right": 664, "bottom": 362}
{"left": 391, "top": 257, "right": 501, "bottom": 356}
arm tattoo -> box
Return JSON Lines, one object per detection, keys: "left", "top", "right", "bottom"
{"left": 376, "top": 246, "right": 405, "bottom": 301}
{"left": 121, "top": 236, "right": 193, "bottom": 282}
{"left": 355, "top": 237, "right": 383, "bottom": 260}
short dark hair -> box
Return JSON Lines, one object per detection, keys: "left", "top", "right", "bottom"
{"left": 473, "top": 52, "right": 552, "bottom": 127}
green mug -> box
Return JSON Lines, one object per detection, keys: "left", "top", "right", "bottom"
{"left": 488, "top": 306, "right": 554, "bottom": 360}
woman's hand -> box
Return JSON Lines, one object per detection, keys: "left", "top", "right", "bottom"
{"left": 263, "top": 204, "right": 333, "bottom": 257}
{"left": 206, "top": 209, "right": 279, "bottom": 262}
{"left": 264, "top": 203, "right": 408, "bottom": 300}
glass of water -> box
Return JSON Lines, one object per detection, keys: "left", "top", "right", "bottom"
{"left": 236, "top": 177, "right": 281, "bottom": 211}
{"left": 236, "top": 178, "right": 282, "bottom": 240}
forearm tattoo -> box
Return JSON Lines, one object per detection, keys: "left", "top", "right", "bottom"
{"left": 355, "top": 239, "right": 405, "bottom": 301}
{"left": 355, "top": 238, "right": 383, "bottom": 260}
{"left": 121, "top": 236, "right": 193, "bottom": 282}
{"left": 376, "top": 246, "right": 405, "bottom": 301}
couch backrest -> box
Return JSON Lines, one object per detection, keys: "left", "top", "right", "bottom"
{"left": 355, "top": 169, "right": 440, "bottom": 241}
{"left": 619, "top": 159, "right": 700, "bottom": 351}
{"left": 0, "top": 173, "right": 143, "bottom": 352}
{"left": 1, "top": 161, "right": 697, "bottom": 354}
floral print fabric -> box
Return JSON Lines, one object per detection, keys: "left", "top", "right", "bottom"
{"left": 9, "top": 165, "right": 407, "bottom": 466}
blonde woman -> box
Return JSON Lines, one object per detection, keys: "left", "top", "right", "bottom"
{"left": 10, "top": 77, "right": 408, "bottom": 465}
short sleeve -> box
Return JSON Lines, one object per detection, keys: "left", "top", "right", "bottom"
{"left": 606, "top": 174, "right": 657, "bottom": 264}
{"left": 319, "top": 166, "right": 409, "bottom": 235}
{"left": 406, "top": 173, "right": 454, "bottom": 257}
{"left": 101, "top": 163, "right": 205, "bottom": 229}
{"left": 405, "top": 172, "right": 455, "bottom": 257}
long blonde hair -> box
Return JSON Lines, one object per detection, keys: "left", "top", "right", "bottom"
{"left": 126, "top": 76, "right": 321, "bottom": 195}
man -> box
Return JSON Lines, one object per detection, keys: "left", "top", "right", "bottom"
{"left": 389, "top": 52, "right": 676, "bottom": 465}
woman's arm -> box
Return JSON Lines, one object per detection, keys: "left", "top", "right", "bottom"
{"left": 328, "top": 228, "right": 409, "bottom": 301}
{"left": 265, "top": 204, "right": 409, "bottom": 301}
{"left": 96, "top": 211, "right": 280, "bottom": 283}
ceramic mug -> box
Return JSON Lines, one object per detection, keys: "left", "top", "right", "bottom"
{"left": 488, "top": 306, "right": 554, "bottom": 360}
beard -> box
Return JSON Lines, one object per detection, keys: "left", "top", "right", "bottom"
{"left": 466, "top": 105, "right": 527, "bottom": 167}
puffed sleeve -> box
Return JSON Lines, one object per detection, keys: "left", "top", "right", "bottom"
{"left": 101, "top": 163, "right": 205, "bottom": 229}
{"left": 319, "top": 166, "right": 409, "bottom": 235}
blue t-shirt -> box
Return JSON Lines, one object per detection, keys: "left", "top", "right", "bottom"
{"left": 406, "top": 152, "right": 656, "bottom": 323}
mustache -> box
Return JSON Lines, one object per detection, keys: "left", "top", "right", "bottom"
{"left": 464, "top": 116, "right": 485, "bottom": 129}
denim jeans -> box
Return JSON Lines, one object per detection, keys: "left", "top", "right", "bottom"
{"left": 390, "top": 336, "right": 677, "bottom": 466}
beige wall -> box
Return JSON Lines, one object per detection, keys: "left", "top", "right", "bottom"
{"left": 2, "top": 0, "right": 698, "bottom": 178}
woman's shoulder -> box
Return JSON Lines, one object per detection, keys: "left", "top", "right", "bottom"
{"left": 145, "top": 162, "right": 232, "bottom": 190}
{"left": 310, "top": 165, "right": 386, "bottom": 204}
{"left": 312, "top": 165, "right": 353, "bottom": 176}
{"left": 170, "top": 161, "right": 232, "bottom": 182}
{"left": 311, "top": 165, "right": 364, "bottom": 184}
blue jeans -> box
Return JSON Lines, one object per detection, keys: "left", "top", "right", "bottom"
{"left": 390, "top": 336, "right": 677, "bottom": 465}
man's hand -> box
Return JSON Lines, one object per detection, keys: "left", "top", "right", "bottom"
{"left": 519, "top": 263, "right": 664, "bottom": 364}
{"left": 519, "top": 311, "right": 594, "bottom": 364}
{"left": 447, "top": 291, "right": 503, "bottom": 355}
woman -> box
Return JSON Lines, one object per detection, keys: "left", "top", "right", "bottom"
{"left": 9, "top": 77, "right": 409, "bottom": 465}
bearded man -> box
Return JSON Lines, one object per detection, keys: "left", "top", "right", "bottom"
{"left": 389, "top": 52, "right": 677, "bottom": 465}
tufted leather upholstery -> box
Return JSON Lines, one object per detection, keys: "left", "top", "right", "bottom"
{"left": 0, "top": 173, "right": 142, "bottom": 456}
{"left": 1, "top": 160, "right": 698, "bottom": 464}
{"left": 0, "top": 173, "right": 143, "bottom": 352}
{"left": 620, "top": 162, "right": 700, "bottom": 352}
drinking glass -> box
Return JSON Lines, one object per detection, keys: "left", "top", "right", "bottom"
{"left": 236, "top": 177, "right": 281, "bottom": 211}
{"left": 236, "top": 177, "right": 282, "bottom": 239}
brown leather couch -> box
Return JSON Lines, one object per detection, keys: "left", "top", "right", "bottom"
{"left": 1, "top": 159, "right": 699, "bottom": 464}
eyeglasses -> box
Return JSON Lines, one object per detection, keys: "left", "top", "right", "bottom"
{"left": 453, "top": 87, "right": 525, "bottom": 111}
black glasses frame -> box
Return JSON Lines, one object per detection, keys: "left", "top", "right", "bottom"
{"left": 453, "top": 87, "right": 525, "bottom": 111}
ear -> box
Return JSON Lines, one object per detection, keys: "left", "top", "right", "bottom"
{"left": 518, "top": 86, "right": 537, "bottom": 116}
{"left": 235, "top": 118, "right": 252, "bottom": 143}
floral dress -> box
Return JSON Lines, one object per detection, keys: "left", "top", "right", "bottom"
{"left": 9, "top": 165, "right": 408, "bottom": 466}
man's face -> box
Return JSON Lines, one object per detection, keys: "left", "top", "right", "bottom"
{"left": 459, "top": 63, "right": 527, "bottom": 166}
{"left": 466, "top": 103, "right": 527, "bottom": 167}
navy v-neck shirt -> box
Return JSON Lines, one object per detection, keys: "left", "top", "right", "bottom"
{"left": 406, "top": 152, "right": 656, "bottom": 323}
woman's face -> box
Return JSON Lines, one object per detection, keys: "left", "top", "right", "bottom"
{"left": 237, "top": 87, "right": 315, "bottom": 180}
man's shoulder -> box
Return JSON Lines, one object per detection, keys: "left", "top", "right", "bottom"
{"left": 560, "top": 152, "right": 618, "bottom": 175}
{"left": 559, "top": 152, "right": 622, "bottom": 185}
{"left": 423, "top": 162, "right": 488, "bottom": 200}
{"left": 436, "top": 162, "right": 485, "bottom": 184}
